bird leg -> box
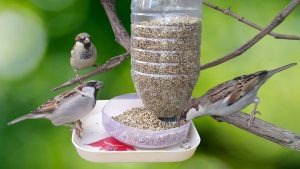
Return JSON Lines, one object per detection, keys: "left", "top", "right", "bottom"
{"left": 63, "top": 121, "right": 83, "bottom": 138}
{"left": 74, "top": 120, "right": 83, "bottom": 138}
{"left": 248, "top": 97, "right": 260, "bottom": 127}
{"left": 74, "top": 69, "right": 83, "bottom": 84}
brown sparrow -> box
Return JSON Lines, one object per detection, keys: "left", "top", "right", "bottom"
{"left": 7, "top": 80, "right": 103, "bottom": 136}
{"left": 185, "top": 63, "right": 297, "bottom": 126}
{"left": 70, "top": 32, "right": 97, "bottom": 81}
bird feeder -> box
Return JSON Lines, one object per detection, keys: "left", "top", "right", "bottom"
{"left": 73, "top": 0, "right": 202, "bottom": 162}
{"left": 131, "top": 0, "right": 202, "bottom": 120}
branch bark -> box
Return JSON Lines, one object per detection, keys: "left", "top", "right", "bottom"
{"left": 52, "top": 52, "right": 130, "bottom": 91}
{"left": 101, "top": 0, "right": 130, "bottom": 50}
{"left": 203, "top": 1, "right": 300, "bottom": 40}
{"left": 51, "top": 0, "right": 300, "bottom": 151}
{"left": 213, "top": 112, "right": 300, "bottom": 151}
{"left": 185, "top": 98, "right": 300, "bottom": 151}
{"left": 200, "top": 0, "right": 300, "bottom": 70}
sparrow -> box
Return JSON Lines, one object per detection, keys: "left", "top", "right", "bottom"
{"left": 70, "top": 32, "right": 97, "bottom": 82}
{"left": 185, "top": 63, "right": 297, "bottom": 126}
{"left": 7, "top": 80, "right": 103, "bottom": 136}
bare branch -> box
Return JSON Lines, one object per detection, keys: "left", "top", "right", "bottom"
{"left": 203, "top": 1, "right": 300, "bottom": 40}
{"left": 213, "top": 112, "right": 300, "bottom": 151}
{"left": 100, "top": 0, "right": 130, "bottom": 51}
{"left": 52, "top": 52, "right": 130, "bottom": 91}
{"left": 200, "top": 0, "right": 300, "bottom": 70}
{"left": 53, "top": 0, "right": 299, "bottom": 91}
{"left": 185, "top": 98, "right": 300, "bottom": 151}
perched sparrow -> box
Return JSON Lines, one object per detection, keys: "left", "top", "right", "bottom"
{"left": 186, "top": 63, "right": 297, "bottom": 126}
{"left": 70, "top": 32, "right": 97, "bottom": 81}
{"left": 8, "top": 80, "right": 103, "bottom": 136}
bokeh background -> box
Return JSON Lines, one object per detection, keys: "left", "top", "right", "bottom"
{"left": 0, "top": 0, "right": 299, "bottom": 168}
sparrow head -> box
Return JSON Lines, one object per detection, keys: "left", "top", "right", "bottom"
{"left": 84, "top": 80, "right": 103, "bottom": 90}
{"left": 79, "top": 80, "right": 103, "bottom": 99}
{"left": 75, "top": 32, "right": 92, "bottom": 48}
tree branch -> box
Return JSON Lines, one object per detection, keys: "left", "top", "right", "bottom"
{"left": 185, "top": 98, "right": 300, "bottom": 151}
{"left": 200, "top": 0, "right": 300, "bottom": 70}
{"left": 52, "top": 52, "right": 130, "bottom": 91}
{"left": 101, "top": 0, "right": 130, "bottom": 51}
{"left": 213, "top": 112, "right": 300, "bottom": 151}
{"left": 203, "top": 1, "right": 300, "bottom": 40}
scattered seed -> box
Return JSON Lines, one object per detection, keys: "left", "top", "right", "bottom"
{"left": 113, "top": 107, "right": 187, "bottom": 131}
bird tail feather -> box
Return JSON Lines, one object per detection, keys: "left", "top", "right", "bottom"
{"left": 7, "top": 114, "right": 45, "bottom": 126}
{"left": 268, "top": 63, "right": 297, "bottom": 77}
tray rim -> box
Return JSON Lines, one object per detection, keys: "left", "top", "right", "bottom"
{"left": 71, "top": 99, "right": 201, "bottom": 162}
{"left": 72, "top": 122, "right": 200, "bottom": 153}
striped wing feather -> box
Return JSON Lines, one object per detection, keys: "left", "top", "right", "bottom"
{"left": 207, "top": 71, "right": 267, "bottom": 106}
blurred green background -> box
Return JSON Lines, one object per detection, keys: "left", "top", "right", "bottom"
{"left": 0, "top": 0, "right": 299, "bottom": 168}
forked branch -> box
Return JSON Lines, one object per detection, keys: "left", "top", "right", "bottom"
{"left": 203, "top": 0, "right": 300, "bottom": 40}
{"left": 53, "top": 0, "right": 299, "bottom": 91}
{"left": 200, "top": 0, "right": 300, "bottom": 70}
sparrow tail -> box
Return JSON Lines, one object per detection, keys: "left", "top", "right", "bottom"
{"left": 267, "top": 63, "right": 297, "bottom": 77}
{"left": 7, "top": 114, "right": 44, "bottom": 126}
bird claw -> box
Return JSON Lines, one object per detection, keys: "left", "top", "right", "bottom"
{"left": 247, "top": 111, "right": 260, "bottom": 127}
{"left": 74, "top": 120, "right": 83, "bottom": 139}
{"left": 76, "top": 75, "right": 83, "bottom": 84}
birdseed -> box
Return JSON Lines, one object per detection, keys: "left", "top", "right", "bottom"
{"left": 131, "top": 16, "right": 201, "bottom": 119}
{"left": 112, "top": 107, "right": 187, "bottom": 131}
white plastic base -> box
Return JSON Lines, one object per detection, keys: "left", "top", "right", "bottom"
{"left": 72, "top": 100, "right": 201, "bottom": 163}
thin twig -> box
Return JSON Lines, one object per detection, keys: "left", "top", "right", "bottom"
{"left": 200, "top": 0, "right": 300, "bottom": 70}
{"left": 52, "top": 52, "right": 130, "bottom": 91}
{"left": 203, "top": 1, "right": 300, "bottom": 40}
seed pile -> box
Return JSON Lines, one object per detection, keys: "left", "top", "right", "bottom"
{"left": 112, "top": 107, "right": 187, "bottom": 131}
{"left": 131, "top": 16, "right": 201, "bottom": 118}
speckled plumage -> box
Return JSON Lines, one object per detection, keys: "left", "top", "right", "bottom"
{"left": 186, "top": 63, "right": 297, "bottom": 124}
{"left": 70, "top": 32, "right": 97, "bottom": 71}
{"left": 7, "top": 81, "right": 103, "bottom": 127}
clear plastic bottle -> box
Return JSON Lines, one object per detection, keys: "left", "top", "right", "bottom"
{"left": 131, "top": 0, "right": 202, "bottom": 120}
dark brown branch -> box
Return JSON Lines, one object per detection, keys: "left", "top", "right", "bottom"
{"left": 203, "top": 1, "right": 300, "bottom": 40}
{"left": 52, "top": 52, "right": 130, "bottom": 91}
{"left": 186, "top": 98, "right": 300, "bottom": 151}
{"left": 101, "top": 0, "right": 130, "bottom": 51}
{"left": 213, "top": 112, "right": 300, "bottom": 151}
{"left": 200, "top": 0, "right": 300, "bottom": 70}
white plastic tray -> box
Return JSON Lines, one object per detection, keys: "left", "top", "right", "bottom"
{"left": 72, "top": 100, "right": 201, "bottom": 163}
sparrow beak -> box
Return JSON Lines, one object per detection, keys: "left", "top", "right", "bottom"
{"left": 95, "top": 82, "right": 103, "bottom": 89}
{"left": 84, "top": 37, "right": 90, "bottom": 44}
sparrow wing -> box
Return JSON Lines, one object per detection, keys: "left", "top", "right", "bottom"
{"left": 32, "top": 88, "right": 81, "bottom": 114}
{"left": 206, "top": 71, "right": 268, "bottom": 106}
{"left": 33, "top": 100, "right": 58, "bottom": 114}
{"left": 225, "top": 70, "right": 268, "bottom": 106}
